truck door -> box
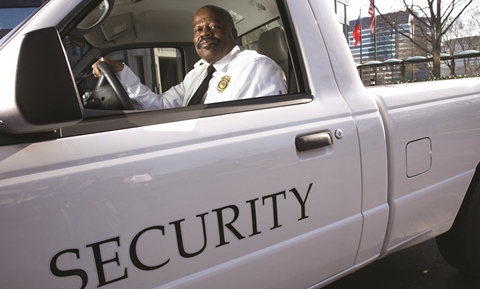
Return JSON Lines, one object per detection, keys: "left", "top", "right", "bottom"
{"left": 0, "top": 89, "right": 362, "bottom": 289}
{"left": 0, "top": 1, "right": 363, "bottom": 289}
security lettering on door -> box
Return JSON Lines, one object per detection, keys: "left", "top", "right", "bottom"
{"left": 50, "top": 183, "right": 313, "bottom": 288}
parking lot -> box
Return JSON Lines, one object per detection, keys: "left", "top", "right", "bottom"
{"left": 325, "top": 239, "right": 480, "bottom": 289}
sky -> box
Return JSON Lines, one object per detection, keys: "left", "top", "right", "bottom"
{"left": 347, "top": 0, "right": 421, "bottom": 20}
{"left": 347, "top": 0, "right": 479, "bottom": 22}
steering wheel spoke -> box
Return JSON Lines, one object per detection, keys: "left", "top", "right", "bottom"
{"left": 87, "top": 62, "right": 136, "bottom": 110}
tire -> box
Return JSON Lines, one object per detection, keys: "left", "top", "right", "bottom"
{"left": 436, "top": 172, "right": 480, "bottom": 277}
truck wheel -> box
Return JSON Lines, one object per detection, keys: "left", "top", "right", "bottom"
{"left": 436, "top": 174, "right": 480, "bottom": 277}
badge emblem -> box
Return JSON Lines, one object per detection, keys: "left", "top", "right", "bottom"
{"left": 217, "top": 75, "right": 231, "bottom": 93}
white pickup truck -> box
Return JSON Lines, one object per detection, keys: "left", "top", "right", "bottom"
{"left": 1, "top": 0, "right": 479, "bottom": 288}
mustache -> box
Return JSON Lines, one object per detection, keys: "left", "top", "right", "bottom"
{"left": 196, "top": 37, "right": 220, "bottom": 49}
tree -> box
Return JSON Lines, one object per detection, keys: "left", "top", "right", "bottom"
{"left": 443, "top": 17, "right": 480, "bottom": 75}
{"left": 376, "top": 0, "right": 475, "bottom": 78}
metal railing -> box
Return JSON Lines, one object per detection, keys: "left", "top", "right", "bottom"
{"left": 356, "top": 50, "right": 480, "bottom": 85}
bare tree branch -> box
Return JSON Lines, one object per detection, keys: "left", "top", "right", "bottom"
{"left": 376, "top": 0, "right": 475, "bottom": 77}
{"left": 441, "top": 0, "right": 474, "bottom": 37}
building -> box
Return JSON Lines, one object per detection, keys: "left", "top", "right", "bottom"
{"left": 348, "top": 12, "right": 417, "bottom": 63}
{"left": 348, "top": 11, "right": 432, "bottom": 84}
{"left": 331, "top": 0, "right": 349, "bottom": 41}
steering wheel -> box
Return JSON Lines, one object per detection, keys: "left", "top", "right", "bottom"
{"left": 93, "top": 61, "right": 136, "bottom": 110}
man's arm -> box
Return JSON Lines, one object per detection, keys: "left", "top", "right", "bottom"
{"left": 92, "top": 58, "right": 186, "bottom": 110}
{"left": 116, "top": 65, "right": 167, "bottom": 109}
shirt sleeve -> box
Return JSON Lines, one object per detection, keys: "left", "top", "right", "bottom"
{"left": 116, "top": 65, "right": 187, "bottom": 110}
{"left": 234, "top": 57, "right": 287, "bottom": 100}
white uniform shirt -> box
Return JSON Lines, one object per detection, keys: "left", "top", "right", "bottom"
{"left": 116, "top": 46, "right": 287, "bottom": 109}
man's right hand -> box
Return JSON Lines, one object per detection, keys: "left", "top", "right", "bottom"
{"left": 92, "top": 57, "right": 124, "bottom": 78}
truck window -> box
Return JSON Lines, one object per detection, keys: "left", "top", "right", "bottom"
{"left": 238, "top": 20, "right": 282, "bottom": 51}
{"left": 106, "top": 48, "right": 184, "bottom": 95}
{"left": 60, "top": 0, "right": 309, "bottom": 137}
{"left": 63, "top": 36, "right": 92, "bottom": 68}
{"left": 0, "top": 1, "right": 45, "bottom": 40}
{"left": 237, "top": 19, "right": 299, "bottom": 94}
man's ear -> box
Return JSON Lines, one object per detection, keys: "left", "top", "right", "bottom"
{"left": 232, "top": 28, "right": 238, "bottom": 39}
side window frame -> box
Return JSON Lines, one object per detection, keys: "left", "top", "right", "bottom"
{"left": 61, "top": 0, "right": 311, "bottom": 138}
{"left": 276, "top": 0, "right": 308, "bottom": 94}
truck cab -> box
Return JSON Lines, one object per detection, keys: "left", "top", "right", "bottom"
{"left": 0, "top": 0, "right": 479, "bottom": 288}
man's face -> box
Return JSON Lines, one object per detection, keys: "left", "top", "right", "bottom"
{"left": 193, "top": 7, "right": 237, "bottom": 64}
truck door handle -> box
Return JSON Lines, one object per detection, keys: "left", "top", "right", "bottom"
{"left": 295, "top": 132, "right": 332, "bottom": 152}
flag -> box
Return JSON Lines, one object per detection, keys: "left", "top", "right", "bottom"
{"left": 353, "top": 15, "right": 361, "bottom": 46}
{"left": 368, "top": 0, "right": 375, "bottom": 34}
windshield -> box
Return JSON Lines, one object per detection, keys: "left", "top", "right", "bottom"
{"left": 63, "top": 35, "right": 92, "bottom": 68}
{"left": 0, "top": 3, "right": 42, "bottom": 41}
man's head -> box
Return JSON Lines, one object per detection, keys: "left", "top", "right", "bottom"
{"left": 193, "top": 5, "right": 238, "bottom": 64}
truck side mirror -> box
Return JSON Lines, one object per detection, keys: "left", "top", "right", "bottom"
{"left": 0, "top": 27, "right": 83, "bottom": 135}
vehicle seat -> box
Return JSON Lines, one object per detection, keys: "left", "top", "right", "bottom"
{"left": 258, "top": 27, "right": 296, "bottom": 93}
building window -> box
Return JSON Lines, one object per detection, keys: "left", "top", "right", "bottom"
{"left": 332, "top": 0, "right": 349, "bottom": 41}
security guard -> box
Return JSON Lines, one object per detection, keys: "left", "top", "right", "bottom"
{"left": 92, "top": 5, "right": 286, "bottom": 110}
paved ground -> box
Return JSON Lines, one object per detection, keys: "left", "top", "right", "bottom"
{"left": 324, "top": 239, "right": 480, "bottom": 289}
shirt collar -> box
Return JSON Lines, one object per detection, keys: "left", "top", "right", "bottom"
{"left": 194, "top": 45, "right": 241, "bottom": 72}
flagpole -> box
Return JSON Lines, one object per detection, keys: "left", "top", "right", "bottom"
{"left": 359, "top": 8, "right": 363, "bottom": 82}
{"left": 360, "top": 8, "right": 363, "bottom": 65}
{"left": 370, "top": 0, "right": 377, "bottom": 84}
{"left": 353, "top": 8, "right": 363, "bottom": 81}
{"left": 374, "top": 0, "right": 377, "bottom": 84}
{"left": 373, "top": 0, "right": 377, "bottom": 61}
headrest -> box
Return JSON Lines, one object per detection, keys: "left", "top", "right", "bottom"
{"left": 258, "top": 27, "right": 288, "bottom": 65}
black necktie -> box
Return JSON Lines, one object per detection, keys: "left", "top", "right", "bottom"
{"left": 188, "top": 65, "right": 216, "bottom": 105}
